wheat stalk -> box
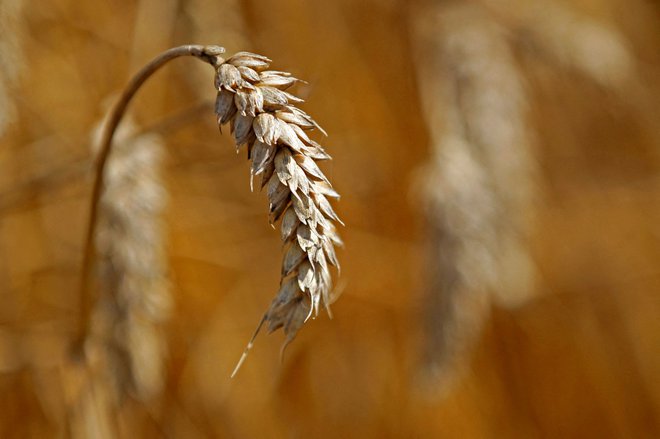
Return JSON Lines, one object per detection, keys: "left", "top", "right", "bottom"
{"left": 412, "top": 3, "right": 537, "bottom": 394}
{"left": 63, "top": 118, "right": 170, "bottom": 438}
{"left": 76, "top": 45, "right": 341, "bottom": 379}
{"left": 90, "top": 116, "right": 170, "bottom": 401}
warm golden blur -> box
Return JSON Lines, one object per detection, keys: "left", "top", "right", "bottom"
{"left": 1, "top": 0, "right": 659, "bottom": 437}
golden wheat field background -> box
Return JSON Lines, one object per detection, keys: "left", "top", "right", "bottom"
{"left": 1, "top": 0, "right": 659, "bottom": 437}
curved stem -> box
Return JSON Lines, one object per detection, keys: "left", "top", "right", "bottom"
{"left": 74, "top": 45, "right": 223, "bottom": 354}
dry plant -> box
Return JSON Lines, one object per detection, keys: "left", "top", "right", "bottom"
{"left": 412, "top": 2, "right": 537, "bottom": 394}
{"left": 411, "top": 0, "right": 636, "bottom": 395}
{"left": 91, "top": 116, "right": 171, "bottom": 401}
{"left": 61, "top": 118, "right": 171, "bottom": 438}
{"left": 212, "top": 51, "right": 343, "bottom": 375}
{"left": 74, "top": 45, "right": 341, "bottom": 412}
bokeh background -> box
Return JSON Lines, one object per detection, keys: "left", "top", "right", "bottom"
{"left": 1, "top": 0, "right": 659, "bottom": 437}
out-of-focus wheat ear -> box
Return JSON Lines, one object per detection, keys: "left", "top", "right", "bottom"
{"left": 0, "top": 0, "right": 25, "bottom": 135}
{"left": 88, "top": 114, "right": 171, "bottom": 402}
{"left": 214, "top": 52, "right": 342, "bottom": 376}
{"left": 411, "top": 2, "right": 538, "bottom": 395}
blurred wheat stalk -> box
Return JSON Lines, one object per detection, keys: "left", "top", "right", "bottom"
{"left": 412, "top": 0, "right": 634, "bottom": 394}
{"left": 92, "top": 116, "right": 171, "bottom": 400}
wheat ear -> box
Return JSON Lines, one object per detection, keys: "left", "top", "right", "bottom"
{"left": 210, "top": 52, "right": 343, "bottom": 376}
{"left": 77, "top": 45, "right": 341, "bottom": 375}
{"left": 91, "top": 116, "right": 170, "bottom": 400}
{"left": 412, "top": 3, "right": 537, "bottom": 393}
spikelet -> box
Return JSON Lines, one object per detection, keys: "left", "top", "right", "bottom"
{"left": 212, "top": 52, "right": 342, "bottom": 351}
{"left": 183, "top": 0, "right": 252, "bottom": 100}
{"left": 89, "top": 115, "right": 171, "bottom": 402}
{"left": 412, "top": 3, "right": 537, "bottom": 394}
